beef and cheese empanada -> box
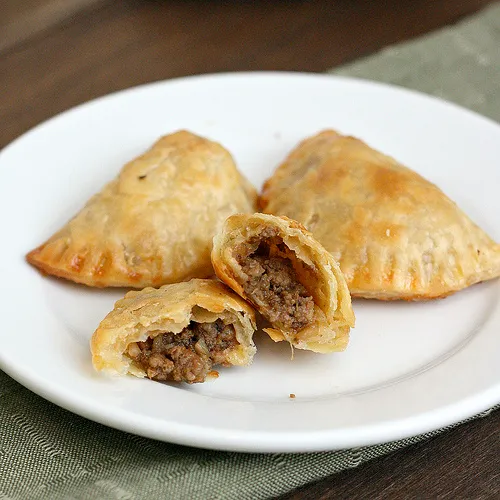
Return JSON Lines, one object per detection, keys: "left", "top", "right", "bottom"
{"left": 27, "top": 131, "right": 257, "bottom": 288}
{"left": 260, "top": 130, "right": 500, "bottom": 300}
{"left": 211, "top": 213, "right": 355, "bottom": 353}
{"left": 91, "top": 279, "right": 257, "bottom": 383}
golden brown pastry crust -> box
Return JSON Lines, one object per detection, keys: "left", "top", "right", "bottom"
{"left": 261, "top": 130, "right": 500, "bottom": 300}
{"left": 27, "top": 131, "right": 257, "bottom": 288}
{"left": 211, "top": 213, "right": 355, "bottom": 353}
{"left": 91, "top": 279, "right": 257, "bottom": 377}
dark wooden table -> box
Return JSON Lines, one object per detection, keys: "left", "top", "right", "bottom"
{"left": 1, "top": 1, "right": 499, "bottom": 498}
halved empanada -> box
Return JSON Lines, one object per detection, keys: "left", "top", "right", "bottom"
{"left": 260, "top": 130, "right": 500, "bottom": 300}
{"left": 27, "top": 131, "right": 257, "bottom": 288}
{"left": 211, "top": 213, "right": 355, "bottom": 353}
{"left": 91, "top": 279, "right": 257, "bottom": 383}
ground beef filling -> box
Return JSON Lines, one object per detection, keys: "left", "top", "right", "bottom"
{"left": 238, "top": 243, "right": 315, "bottom": 332}
{"left": 127, "top": 320, "right": 238, "bottom": 383}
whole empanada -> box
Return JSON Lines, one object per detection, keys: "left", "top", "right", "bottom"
{"left": 91, "top": 279, "right": 257, "bottom": 383}
{"left": 211, "top": 213, "right": 355, "bottom": 353}
{"left": 260, "top": 130, "right": 500, "bottom": 300}
{"left": 27, "top": 131, "right": 257, "bottom": 288}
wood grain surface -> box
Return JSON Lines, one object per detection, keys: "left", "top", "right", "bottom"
{"left": 0, "top": 0, "right": 496, "bottom": 149}
{"left": 0, "top": 0, "right": 107, "bottom": 52}
{"left": 1, "top": 0, "right": 499, "bottom": 498}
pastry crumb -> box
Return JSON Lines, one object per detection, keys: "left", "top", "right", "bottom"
{"left": 289, "top": 393, "right": 296, "bottom": 399}
{"left": 208, "top": 370, "right": 219, "bottom": 379}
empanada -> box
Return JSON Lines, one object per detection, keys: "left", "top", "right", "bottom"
{"left": 91, "top": 279, "right": 257, "bottom": 383}
{"left": 27, "top": 131, "right": 257, "bottom": 288}
{"left": 260, "top": 130, "right": 500, "bottom": 300}
{"left": 211, "top": 213, "right": 355, "bottom": 353}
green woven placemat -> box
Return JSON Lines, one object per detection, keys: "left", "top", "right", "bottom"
{"left": 331, "top": 3, "right": 500, "bottom": 120}
{"left": 2, "top": 4, "right": 500, "bottom": 499}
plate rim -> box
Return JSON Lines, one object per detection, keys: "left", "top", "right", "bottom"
{"left": 1, "top": 71, "right": 500, "bottom": 453}
{"left": 2, "top": 70, "right": 500, "bottom": 159}
{"left": 1, "top": 354, "right": 498, "bottom": 453}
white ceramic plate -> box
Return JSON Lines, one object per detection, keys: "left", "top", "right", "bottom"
{"left": 1, "top": 72, "right": 499, "bottom": 453}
